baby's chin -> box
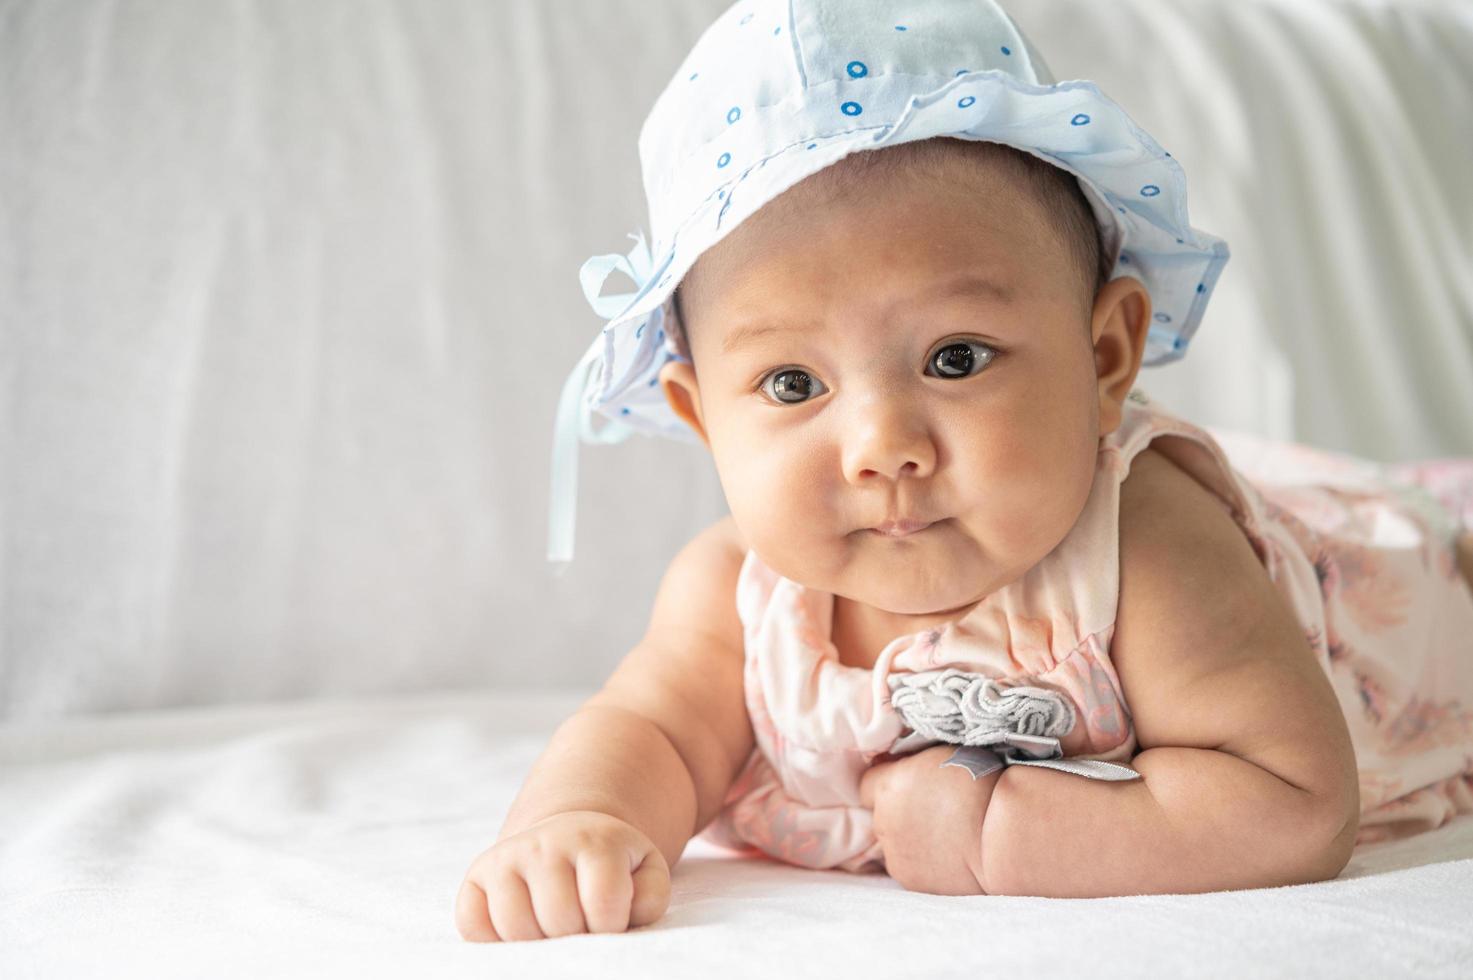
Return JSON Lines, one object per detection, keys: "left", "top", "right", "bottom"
{"left": 848, "top": 582, "right": 995, "bottom": 620}
{"left": 837, "top": 542, "right": 1008, "bottom": 617}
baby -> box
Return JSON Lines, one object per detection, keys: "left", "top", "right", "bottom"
{"left": 456, "top": 0, "right": 1473, "bottom": 941}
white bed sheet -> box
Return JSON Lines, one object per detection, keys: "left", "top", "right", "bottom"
{"left": 2, "top": 689, "right": 1470, "bottom": 979}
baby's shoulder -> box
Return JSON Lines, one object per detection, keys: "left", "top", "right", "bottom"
{"left": 1117, "top": 444, "right": 1237, "bottom": 535}
{"left": 1112, "top": 442, "right": 1315, "bottom": 731}
{"left": 1117, "top": 445, "right": 1176, "bottom": 498}
{"left": 1116, "top": 444, "right": 1269, "bottom": 614}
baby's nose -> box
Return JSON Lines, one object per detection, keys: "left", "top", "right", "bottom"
{"left": 840, "top": 405, "right": 936, "bottom": 484}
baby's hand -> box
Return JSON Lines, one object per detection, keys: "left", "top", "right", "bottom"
{"left": 455, "top": 810, "right": 671, "bottom": 941}
{"left": 859, "top": 744, "right": 1001, "bottom": 895}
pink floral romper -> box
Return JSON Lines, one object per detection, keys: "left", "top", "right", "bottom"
{"left": 696, "top": 390, "right": 1473, "bottom": 872}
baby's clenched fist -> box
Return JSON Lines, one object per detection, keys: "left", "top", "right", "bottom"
{"left": 455, "top": 810, "right": 670, "bottom": 941}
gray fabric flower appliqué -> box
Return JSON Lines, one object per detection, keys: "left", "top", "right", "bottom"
{"left": 884, "top": 669, "right": 1142, "bottom": 783}
{"left": 887, "top": 669, "right": 1076, "bottom": 746}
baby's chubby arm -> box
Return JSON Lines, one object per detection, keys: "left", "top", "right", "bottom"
{"left": 503, "top": 514, "right": 754, "bottom": 861}
{"left": 977, "top": 449, "right": 1360, "bottom": 897}
{"left": 456, "top": 515, "right": 753, "bottom": 940}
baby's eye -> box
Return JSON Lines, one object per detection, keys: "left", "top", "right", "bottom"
{"left": 927, "top": 340, "right": 997, "bottom": 379}
{"left": 761, "top": 368, "right": 828, "bottom": 405}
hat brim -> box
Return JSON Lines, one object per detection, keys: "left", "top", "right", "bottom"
{"left": 586, "top": 70, "right": 1230, "bottom": 440}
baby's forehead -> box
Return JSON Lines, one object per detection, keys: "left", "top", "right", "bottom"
{"left": 678, "top": 140, "right": 1096, "bottom": 330}
{"left": 687, "top": 181, "right": 1042, "bottom": 295}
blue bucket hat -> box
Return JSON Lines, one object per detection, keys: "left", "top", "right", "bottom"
{"left": 549, "top": 0, "right": 1230, "bottom": 565}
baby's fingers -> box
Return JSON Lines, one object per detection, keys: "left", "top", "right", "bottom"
{"left": 486, "top": 867, "right": 545, "bottom": 942}
{"left": 523, "top": 855, "right": 589, "bottom": 939}
{"left": 454, "top": 878, "right": 500, "bottom": 942}
{"left": 628, "top": 848, "right": 672, "bottom": 928}
{"left": 453, "top": 872, "right": 500, "bottom": 943}
{"left": 575, "top": 848, "right": 636, "bottom": 934}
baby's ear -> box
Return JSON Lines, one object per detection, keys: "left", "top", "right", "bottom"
{"left": 1090, "top": 276, "right": 1152, "bottom": 436}
{"left": 659, "top": 359, "right": 710, "bottom": 448}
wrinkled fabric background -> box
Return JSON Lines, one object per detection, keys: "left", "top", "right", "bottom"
{"left": 2, "top": 0, "right": 1470, "bottom": 719}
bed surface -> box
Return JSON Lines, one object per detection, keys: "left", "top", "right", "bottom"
{"left": 3, "top": 689, "right": 1470, "bottom": 979}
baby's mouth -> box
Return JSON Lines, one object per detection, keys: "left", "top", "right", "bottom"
{"left": 867, "top": 518, "right": 935, "bottom": 538}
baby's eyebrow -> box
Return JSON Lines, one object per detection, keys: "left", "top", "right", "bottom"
{"left": 720, "top": 273, "right": 1015, "bottom": 356}
{"left": 721, "top": 321, "right": 798, "bottom": 356}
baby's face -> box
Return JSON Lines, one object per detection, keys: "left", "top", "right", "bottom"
{"left": 659, "top": 153, "right": 1150, "bottom": 620}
